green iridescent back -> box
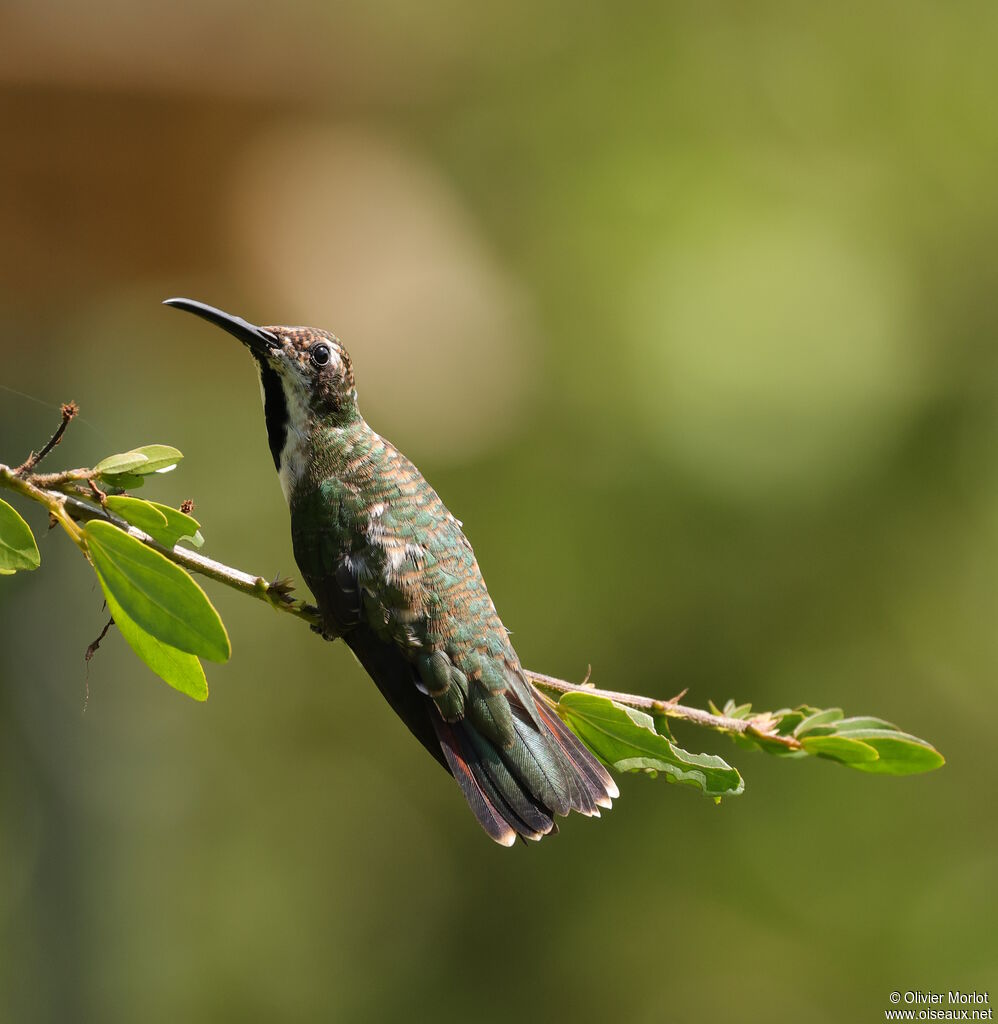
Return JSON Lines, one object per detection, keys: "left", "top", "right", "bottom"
{"left": 290, "top": 419, "right": 528, "bottom": 747}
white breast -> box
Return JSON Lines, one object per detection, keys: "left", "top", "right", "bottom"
{"left": 278, "top": 433, "right": 308, "bottom": 504}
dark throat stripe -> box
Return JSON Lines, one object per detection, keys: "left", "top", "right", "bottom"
{"left": 254, "top": 355, "right": 289, "bottom": 471}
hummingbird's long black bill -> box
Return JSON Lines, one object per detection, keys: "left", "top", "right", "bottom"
{"left": 163, "top": 298, "right": 279, "bottom": 355}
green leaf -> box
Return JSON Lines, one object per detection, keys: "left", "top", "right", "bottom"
{"left": 94, "top": 445, "right": 183, "bottom": 477}
{"left": 774, "top": 708, "right": 820, "bottom": 735}
{"left": 146, "top": 502, "right": 204, "bottom": 548}
{"left": 832, "top": 729, "right": 945, "bottom": 775}
{"left": 556, "top": 692, "right": 744, "bottom": 799}
{"left": 105, "top": 497, "right": 204, "bottom": 549}
{"left": 100, "top": 472, "right": 145, "bottom": 491}
{"left": 97, "top": 575, "right": 207, "bottom": 700}
{"left": 716, "top": 699, "right": 944, "bottom": 776}
{"left": 794, "top": 708, "right": 844, "bottom": 736}
{"left": 0, "top": 498, "right": 41, "bottom": 572}
{"left": 84, "top": 520, "right": 230, "bottom": 662}
{"left": 648, "top": 706, "right": 675, "bottom": 742}
{"left": 104, "top": 496, "right": 168, "bottom": 532}
{"left": 830, "top": 716, "right": 900, "bottom": 733}
{"left": 800, "top": 734, "right": 880, "bottom": 764}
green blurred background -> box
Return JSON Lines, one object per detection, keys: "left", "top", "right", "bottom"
{"left": 1, "top": 3, "right": 996, "bottom": 1021}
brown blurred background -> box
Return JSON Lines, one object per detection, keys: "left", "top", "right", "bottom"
{"left": 1, "top": 4, "right": 996, "bottom": 1022}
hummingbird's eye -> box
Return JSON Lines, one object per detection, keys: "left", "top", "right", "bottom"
{"left": 311, "top": 344, "right": 332, "bottom": 367}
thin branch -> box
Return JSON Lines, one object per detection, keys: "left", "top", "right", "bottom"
{"left": 0, "top": 463, "right": 86, "bottom": 547}
{"left": 526, "top": 670, "right": 802, "bottom": 751}
{"left": 62, "top": 491, "right": 323, "bottom": 625}
{"left": 0, "top": 458, "right": 800, "bottom": 748}
{"left": 14, "top": 401, "right": 78, "bottom": 475}
{"left": 29, "top": 468, "right": 96, "bottom": 487}
{"left": 86, "top": 478, "right": 108, "bottom": 505}
{"left": 86, "top": 617, "right": 114, "bottom": 664}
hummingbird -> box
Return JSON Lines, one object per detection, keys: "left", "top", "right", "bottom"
{"left": 164, "top": 298, "right": 617, "bottom": 845}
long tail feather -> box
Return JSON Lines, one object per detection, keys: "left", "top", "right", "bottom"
{"left": 461, "top": 725, "right": 556, "bottom": 838}
{"left": 432, "top": 679, "right": 617, "bottom": 845}
{"left": 532, "top": 692, "right": 619, "bottom": 810}
{"left": 347, "top": 626, "right": 616, "bottom": 846}
{"left": 432, "top": 717, "right": 517, "bottom": 847}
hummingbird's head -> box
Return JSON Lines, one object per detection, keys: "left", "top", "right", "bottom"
{"left": 256, "top": 323, "right": 357, "bottom": 419}
{"left": 163, "top": 298, "right": 360, "bottom": 474}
